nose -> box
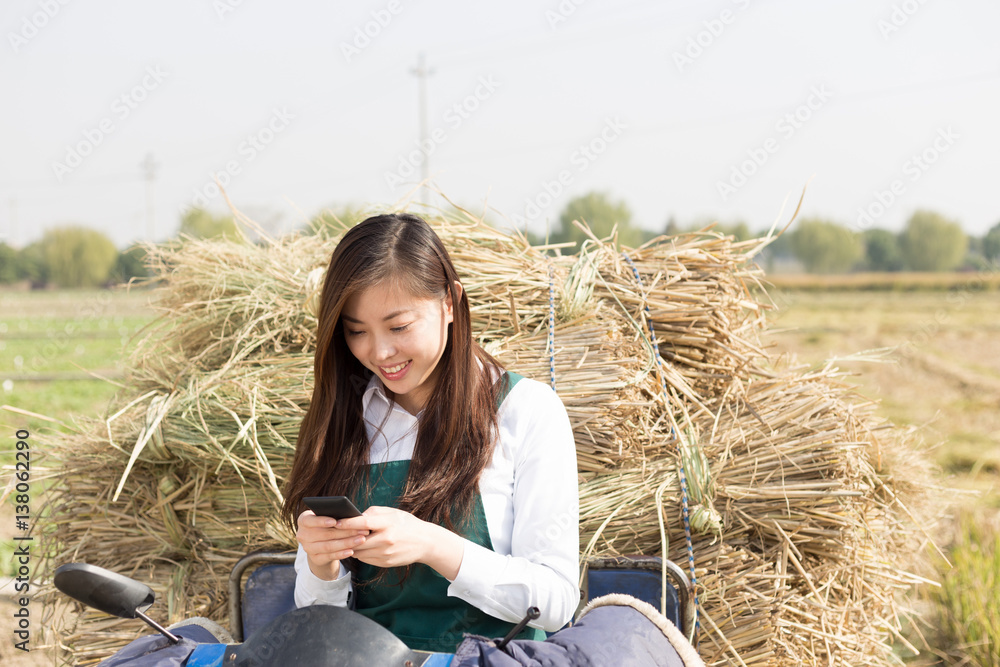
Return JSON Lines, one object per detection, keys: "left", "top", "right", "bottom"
{"left": 372, "top": 333, "right": 397, "bottom": 362}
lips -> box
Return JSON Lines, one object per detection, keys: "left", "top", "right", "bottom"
{"left": 379, "top": 360, "right": 411, "bottom": 380}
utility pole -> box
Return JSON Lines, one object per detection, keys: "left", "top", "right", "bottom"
{"left": 140, "top": 153, "right": 159, "bottom": 241}
{"left": 7, "top": 196, "right": 16, "bottom": 248}
{"left": 410, "top": 53, "right": 435, "bottom": 199}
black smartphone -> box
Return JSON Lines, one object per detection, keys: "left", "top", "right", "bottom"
{"left": 303, "top": 496, "right": 363, "bottom": 520}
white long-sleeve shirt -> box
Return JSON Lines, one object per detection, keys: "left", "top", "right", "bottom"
{"left": 294, "top": 370, "right": 581, "bottom": 632}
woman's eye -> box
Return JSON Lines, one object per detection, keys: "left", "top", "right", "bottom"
{"left": 346, "top": 330, "right": 364, "bottom": 337}
{"left": 391, "top": 324, "right": 410, "bottom": 333}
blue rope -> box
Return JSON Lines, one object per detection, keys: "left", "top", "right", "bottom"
{"left": 547, "top": 263, "right": 557, "bottom": 392}
{"left": 621, "top": 251, "right": 700, "bottom": 637}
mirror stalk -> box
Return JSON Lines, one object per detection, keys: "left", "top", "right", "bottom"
{"left": 135, "top": 609, "right": 181, "bottom": 644}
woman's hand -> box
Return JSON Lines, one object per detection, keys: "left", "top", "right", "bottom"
{"left": 338, "top": 506, "right": 465, "bottom": 580}
{"left": 296, "top": 510, "right": 370, "bottom": 581}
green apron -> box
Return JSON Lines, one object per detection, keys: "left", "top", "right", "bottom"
{"left": 350, "top": 371, "right": 546, "bottom": 652}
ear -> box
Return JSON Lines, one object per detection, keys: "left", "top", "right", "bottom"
{"left": 444, "top": 281, "right": 462, "bottom": 323}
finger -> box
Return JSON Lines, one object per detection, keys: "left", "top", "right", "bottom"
{"left": 303, "top": 533, "right": 366, "bottom": 557}
{"left": 298, "top": 510, "right": 338, "bottom": 529}
{"left": 299, "top": 526, "right": 368, "bottom": 544}
{"left": 350, "top": 537, "right": 375, "bottom": 553}
{"left": 337, "top": 515, "right": 374, "bottom": 531}
{"left": 345, "top": 505, "right": 400, "bottom": 530}
{"left": 351, "top": 532, "right": 399, "bottom": 558}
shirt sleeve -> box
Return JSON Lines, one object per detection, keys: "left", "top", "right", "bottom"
{"left": 447, "top": 380, "right": 581, "bottom": 632}
{"left": 293, "top": 543, "right": 354, "bottom": 608}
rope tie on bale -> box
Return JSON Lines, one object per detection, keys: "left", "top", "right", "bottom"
{"left": 622, "top": 251, "right": 700, "bottom": 638}
{"left": 547, "top": 262, "right": 557, "bottom": 392}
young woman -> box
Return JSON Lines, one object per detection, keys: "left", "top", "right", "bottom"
{"left": 281, "top": 213, "right": 580, "bottom": 653}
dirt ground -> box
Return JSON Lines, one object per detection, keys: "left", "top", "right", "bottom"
{"left": 0, "top": 599, "right": 58, "bottom": 666}
{"left": 1, "top": 500, "right": 60, "bottom": 666}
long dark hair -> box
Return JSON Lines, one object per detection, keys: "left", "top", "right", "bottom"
{"left": 282, "top": 213, "right": 504, "bottom": 532}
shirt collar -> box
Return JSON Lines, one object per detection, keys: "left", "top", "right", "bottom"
{"left": 359, "top": 357, "right": 500, "bottom": 417}
{"left": 362, "top": 374, "right": 422, "bottom": 419}
{"left": 362, "top": 373, "right": 388, "bottom": 412}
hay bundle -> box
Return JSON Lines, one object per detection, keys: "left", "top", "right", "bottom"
{"left": 36, "top": 210, "right": 933, "bottom": 666}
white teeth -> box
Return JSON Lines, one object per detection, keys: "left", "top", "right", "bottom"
{"left": 382, "top": 361, "right": 408, "bottom": 374}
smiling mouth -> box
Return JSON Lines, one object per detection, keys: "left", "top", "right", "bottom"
{"left": 380, "top": 360, "right": 411, "bottom": 376}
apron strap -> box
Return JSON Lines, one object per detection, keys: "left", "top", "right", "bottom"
{"left": 496, "top": 371, "right": 524, "bottom": 409}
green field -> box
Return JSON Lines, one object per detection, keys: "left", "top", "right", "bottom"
{"left": 0, "top": 289, "right": 156, "bottom": 436}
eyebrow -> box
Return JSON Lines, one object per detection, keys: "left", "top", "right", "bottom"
{"left": 341, "top": 310, "right": 413, "bottom": 324}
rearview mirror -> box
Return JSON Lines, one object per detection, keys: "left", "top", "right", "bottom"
{"left": 54, "top": 562, "right": 155, "bottom": 619}
{"left": 54, "top": 563, "right": 179, "bottom": 643}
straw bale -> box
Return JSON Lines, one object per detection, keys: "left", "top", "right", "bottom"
{"left": 33, "top": 211, "right": 937, "bottom": 666}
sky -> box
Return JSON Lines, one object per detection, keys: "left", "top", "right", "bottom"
{"left": 2, "top": 0, "right": 998, "bottom": 250}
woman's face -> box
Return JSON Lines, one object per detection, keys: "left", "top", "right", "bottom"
{"left": 341, "top": 280, "right": 456, "bottom": 416}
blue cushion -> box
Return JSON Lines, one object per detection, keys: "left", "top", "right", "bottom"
{"left": 587, "top": 567, "right": 681, "bottom": 630}
{"left": 238, "top": 560, "right": 684, "bottom": 640}
{"left": 241, "top": 563, "right": 297, "bottom": 639}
